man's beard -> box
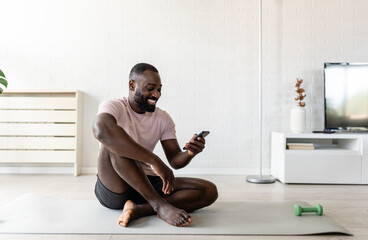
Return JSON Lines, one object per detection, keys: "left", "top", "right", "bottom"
{"left": 134, "top": 89, "right": 156, "bottom": 112}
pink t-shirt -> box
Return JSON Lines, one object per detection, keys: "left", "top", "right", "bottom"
{"left": 98, "top": 97, "right": 176, "bottom": 176}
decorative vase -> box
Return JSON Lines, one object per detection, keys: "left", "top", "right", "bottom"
{"left": 290, "top": 106, "right": 306, "bottom": 133}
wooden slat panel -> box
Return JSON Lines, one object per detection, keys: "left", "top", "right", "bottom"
{"left": 75, "top": 91, "right": 83, "bottom": 176}
{"left": 0, "top": 123, "right": 76, "bottom": 136}
{"left": 0, "top": 91, "right": 82, "bottom": 175}
{"left": 0, "top": 137, "right": 76, "bottom": 149}
{"left": 0, "top": 110, "right": 76, "bottom": 122}
{"left": 0, "top": 97, "right": 77, "bottom": 110}
{"left": 0, "top": 150, "right": 75, "bottom": 163}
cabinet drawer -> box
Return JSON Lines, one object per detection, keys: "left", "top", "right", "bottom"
{"left": 284, "top": 152, "right": 362, "bottom": 184}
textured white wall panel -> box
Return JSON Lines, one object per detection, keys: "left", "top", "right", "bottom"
{"left": 1, "top": 0, "right": 368, "bottom": 174}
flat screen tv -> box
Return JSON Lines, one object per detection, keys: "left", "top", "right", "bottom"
{"left": 324, "top": 62, "right": 368, "bottom": 130}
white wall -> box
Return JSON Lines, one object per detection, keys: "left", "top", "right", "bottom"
{"left": 0, "top": 0, "right": 367, "bottom": 175}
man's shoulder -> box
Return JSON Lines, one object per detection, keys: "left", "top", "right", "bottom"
{"left": 98, "top": 97, "right": 129, "bottom": 117}
{"left": 154, "top": 107, "right": 174, "bottom": 123}
{"left": 100, "top": 97, "right": 128, "bottom": 108}
{"left": 154, "top": 106, "right": 170, "bottom": 117}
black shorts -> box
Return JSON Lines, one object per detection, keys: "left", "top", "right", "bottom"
{"left": 94, "top": 175, "right": 164, "bottom": 209}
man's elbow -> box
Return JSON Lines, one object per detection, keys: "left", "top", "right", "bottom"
{"left": 170, "top": 164, "right": 180, "bottom": 170}
{"left": 169, "top": 161, "right": 183, "bottom": 170}
{"left": 92, "top": 119, "right": 105, "bottom": 141}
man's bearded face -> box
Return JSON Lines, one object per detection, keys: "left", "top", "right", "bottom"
{"left": 134, "top": 87, "right": 157, "bottom": 112}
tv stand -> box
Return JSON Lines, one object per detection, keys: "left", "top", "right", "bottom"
{"left": 271, "top": 132, "right": 368, "bottom": 184}
{"left": 312, "top": 130, "right": 336, "bottom": 134}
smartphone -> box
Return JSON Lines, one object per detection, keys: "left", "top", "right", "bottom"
{"left": 195, "top": 131, "right": 210, "bottom": 140}
{"left": 183, "top": 131, "right": 210, "bottom": 150}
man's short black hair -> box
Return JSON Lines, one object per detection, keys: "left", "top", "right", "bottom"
{"left": 129, "top": 63, "right": 159, "bottom": 80}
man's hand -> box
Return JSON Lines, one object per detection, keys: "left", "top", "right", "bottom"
{"left": 183, "top": 134, "right": 206, "bottom": 157}
{"left": 151, "top": 158, "right": 175, "bottom": 195}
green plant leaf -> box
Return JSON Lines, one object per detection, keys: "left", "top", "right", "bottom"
{"left": 0, "top": 77, "right": 8, "bottom": 88}
{"left": 0, "top": 69, "right": 5, "bottom": 78}
{"left": 0, "top": 86, "right": 3, "bottom": 94}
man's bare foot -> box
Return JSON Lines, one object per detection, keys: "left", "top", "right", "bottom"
{"left": 118, "top": 200, "right": 138, "bottom": 227}
{"left": 118, "top": 200, "right": 192, "bottom": 227}
{"left": 156, "top": 202, "right": 192, "bottom": 227}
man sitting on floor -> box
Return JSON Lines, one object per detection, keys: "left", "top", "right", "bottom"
{"left": 92, "top": 63, "right": 218, "bottom": 227}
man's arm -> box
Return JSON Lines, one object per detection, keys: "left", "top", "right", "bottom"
{"left": 161, "top": 135, "right": 205, "bottom": 169}
{"left": 93, "top": 112, "right": 175, "bottom": 194}
{"left": 93, "top": 113, "right": 156, "bottom": 163}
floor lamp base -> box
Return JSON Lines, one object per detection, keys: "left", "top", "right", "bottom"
{"left": 246, "top": 175, "right": 276, "bottom": 184}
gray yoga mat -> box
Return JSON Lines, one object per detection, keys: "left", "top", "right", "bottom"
{"left": 0, "top": 193, "right": 351, "bottom": 235}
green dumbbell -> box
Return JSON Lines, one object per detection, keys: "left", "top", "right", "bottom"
{"left": 294, "top": 204, "right": 323, "bottom": 216}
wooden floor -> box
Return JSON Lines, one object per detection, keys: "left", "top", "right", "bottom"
{"left": 0, "top": 174, "right": 367, "bottom": 240}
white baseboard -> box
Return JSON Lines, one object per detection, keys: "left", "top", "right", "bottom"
{"left": 0, "top": 166, "right": 74, "bottom": 175}
{"left": 0, "top": 166, "right": 271, "bottom": 176}
{"left": 82, "top": 167, "right": 98, "bottom": 175}
{"left": 174, "top": 168, "right": 271, "bottom": 175}
{"left": 83, "top": 167, "right": 271, "bottom": 176}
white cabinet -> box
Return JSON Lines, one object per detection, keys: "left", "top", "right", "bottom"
{"left": 271, "top": 132, "right": 368, "bottom": 184}
{"left": 0, "top": 91, "right": 83, "bottom": 176}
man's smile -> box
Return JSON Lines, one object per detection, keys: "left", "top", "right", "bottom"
{"left": 147, "top": 99, "right": 157, "bottom": 105}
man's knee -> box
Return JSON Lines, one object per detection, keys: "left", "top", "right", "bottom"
{"left": 196, "top": 180, "right": 218, "bottom": 205}
{"left": 206, "top": 181, "right": 218, "bottom": 204}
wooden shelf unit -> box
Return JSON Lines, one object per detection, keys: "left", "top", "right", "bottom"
{"left": 0, "top": 91, "right": 83, "bottom": 176}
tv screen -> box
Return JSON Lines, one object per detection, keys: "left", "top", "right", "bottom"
{"left": 324, "top": 62, "right": 368, "bottom": 130}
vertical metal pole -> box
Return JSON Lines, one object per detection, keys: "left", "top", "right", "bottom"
{"left": 258, "top": 0, "right": 263, "bottom": 178}
{"left": 246, "top": 0, "right": 276, "bottom": 184}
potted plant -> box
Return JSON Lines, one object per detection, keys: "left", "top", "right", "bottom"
{"left": 294, "top": 78, "right": 306, "bottom": 107}
{"left": 0, "top": 69, "right": 8, "bottom": 94}
{"left": 290, "top": 78, "right": 306, "bottom": 133}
